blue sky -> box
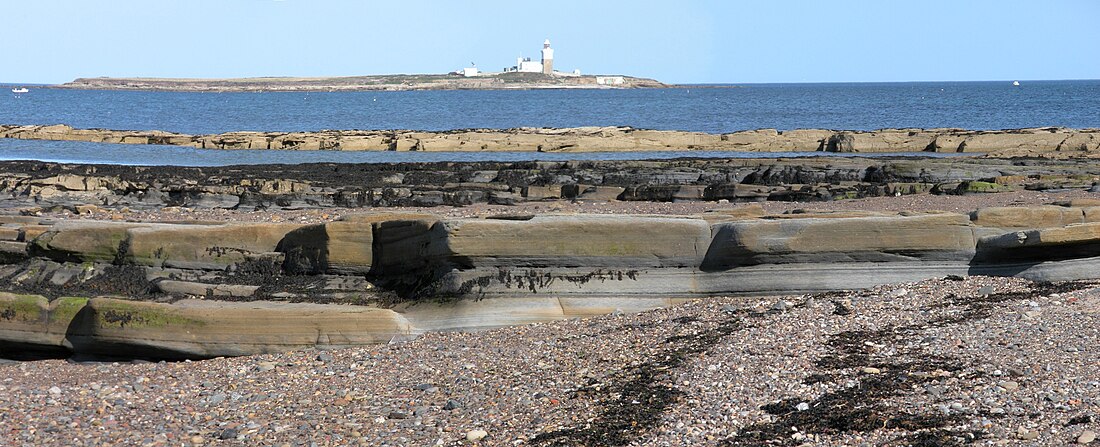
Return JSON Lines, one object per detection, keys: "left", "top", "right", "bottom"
{"left": 2, "top": 0, "right": 1098, "bottom": 84}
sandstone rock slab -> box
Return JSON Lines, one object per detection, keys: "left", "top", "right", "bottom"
{"left": 29, "top": 222, "right": 149, "bottom": 263}
{"left": 970, "top": 206, "right": 1086, "bottom": 229}
{"left": 702, "top": 213, "right": 976, "bottom": 269}
{"left": 0, "top": 294, "right": 87, "bottom": 356}
{"left": 976, "top": 223, "right": 1100, "bottom": 264}
{"left": 125, "top": 223, "right": 301, "bottom": 269}
{"left": 67, "top": 298, "right": 411, "bottom": 358}
{"left": 432, "top": 215, "right": 711, "bottom": 269}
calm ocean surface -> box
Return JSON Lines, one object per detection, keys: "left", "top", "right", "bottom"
{"left": 0, "top": 80, "right": 1096, "bottom": 165}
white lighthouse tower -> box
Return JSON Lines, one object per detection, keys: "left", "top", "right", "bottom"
{"left": 541, "top": 39, "right": 554, "bottom": 75}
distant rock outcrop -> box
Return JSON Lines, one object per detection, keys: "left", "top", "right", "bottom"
{"left": 3, "top": 124, "right": 1099, "bottom": 157}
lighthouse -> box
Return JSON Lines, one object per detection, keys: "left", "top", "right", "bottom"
{"left": 499, "top": 39, "right": 575, "bottom": 75}
{"left": 541, "top": 39, "right": 554, "bottom": 75}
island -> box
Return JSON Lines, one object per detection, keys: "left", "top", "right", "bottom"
{"left": 56, "top": 72, "right": 668, "bottom": 92}
{"left": 57, "top": 39, "right": 669, "bottom": 92}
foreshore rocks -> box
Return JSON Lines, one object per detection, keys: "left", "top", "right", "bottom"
{"left": 124, "top": 223, "right": 299, "bottom": 270}
{"left": 702, "top": 213, "right": 977, "bottom": 268}
{"left": 65, "top": 298, "right": 412, "bottom": 359}
{"left": 0, "top": 293, "right": 84, "bottom": 357}
{"left": 0, "top": 158, "right": 1098, "bottom": 213}
{"left": 3, "top": 124, "right": 1100, "bottom": 158}
{"left": 3, "top": 200, "right": 1100, "bottom": 359}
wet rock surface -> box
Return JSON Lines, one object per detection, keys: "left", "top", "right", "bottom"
{"left": 0, "top": 157, "right": 1098, "bottom": 213}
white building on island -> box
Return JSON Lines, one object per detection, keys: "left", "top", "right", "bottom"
{"left": 596, "top": 76, "right": 624, "bottom": 85}
{"left": 509, "top": 39, "right": 555, "bottom": 74}
{"left": 458, "top": 39, "right": 580, "bottom": 77}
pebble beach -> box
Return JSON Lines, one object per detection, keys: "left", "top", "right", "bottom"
{"left": 2, "top": 275, "right": 1097, "bottom": 446}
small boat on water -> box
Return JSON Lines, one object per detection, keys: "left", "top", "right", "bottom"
{"left": 11, "top": 87, "right": 28, "bottom": 94}
{"left": 1012, "top": 80, "right": 1020, "bottom": 86}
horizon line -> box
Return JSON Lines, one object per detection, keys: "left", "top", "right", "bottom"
{"left": 2, "top": 78, "right": 1098, "bottom": 87}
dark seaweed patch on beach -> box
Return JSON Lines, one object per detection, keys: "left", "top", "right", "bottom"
{"left": 720, "top": 281, "right": 1096, "bottom": 446}
{"left": 531, "top": 313, "right": 747, "bottom": 446}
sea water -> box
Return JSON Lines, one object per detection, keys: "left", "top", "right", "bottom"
{"left": 0, "top": 80, "right": 1096, "bottom": 165}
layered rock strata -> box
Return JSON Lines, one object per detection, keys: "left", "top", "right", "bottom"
{"left": 3, "top": 124, "right": 1099, "bottom": 157}
{"left": 3, "top": 202, "right": 1100, "bottom": 359}
{"left": 0, "top": 158, "right": 1098, "bottom": 213}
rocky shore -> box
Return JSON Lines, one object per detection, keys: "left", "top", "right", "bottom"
{"left": 56, "top": 73, "right": 668, "bottom": 92}
{"left": 3, "top": 124, "right": 1099, "bottom": 158}
{"left": 2, "top": 187, "right": 1100, "bottom": 360}
{"left": 1, "top": 157, "right": 1099, "bottom": 213}
{"left": 0, "top": 154, "right": 1098, "bottom": 445}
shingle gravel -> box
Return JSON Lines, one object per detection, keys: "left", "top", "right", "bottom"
{"left": 2, "top": 275, "right": 1097, "bottom": 446}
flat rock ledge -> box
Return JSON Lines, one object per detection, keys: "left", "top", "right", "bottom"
{"left": 3, "top": 202, "right": 1100, "bottom": 359}
{"left": 3, "top": 124, "right": 1100, "bottom": 158}
{"left": 1, "top": 157, "right": 1099, "bottom": 213}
